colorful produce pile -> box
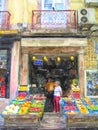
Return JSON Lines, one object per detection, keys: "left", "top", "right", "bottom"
{"left": 75, "top": 99, "right": 88, "bottom": 114}
{"left": 18, "top": 85, "right": 29, "bottom": 91}
{"left": 61, "top": 97, "right": 98, "bottom": 118}
{"left": 71, "top": 87, "right": 80, "bottom": 98}
{"left": 29, "top": 99, "right": 45, "bottom": 118}
{"left": 2, "top": 94, "right": 46, "bottom": 119}
{"left": 82, "top": 97, "right": 98, "bottom": 113}
{"left": 2, "top": 104, "right": 20, "bottom": 114}
{"left": 61, "top": 98, "right": 79, "bottom": 116}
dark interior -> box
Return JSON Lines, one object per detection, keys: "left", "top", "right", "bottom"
{"left": 29, "top": 54, "right": 78, "bottom": 112}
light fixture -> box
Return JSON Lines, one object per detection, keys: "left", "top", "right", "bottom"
{"left": 32, "top": 56, "right": 36, "bottom": 61}
{"left": 43, "top": 56, "right": 48, "bottom": 62}
{"left": 57, "top": 56, "right": 61, "bottom": 62}
{"left": 70, "top": 56, "right": 75, "bottom": 61}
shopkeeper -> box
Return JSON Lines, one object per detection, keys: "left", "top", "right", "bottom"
{"left": 54, "top": 80, "right": 62, "bottom": 113}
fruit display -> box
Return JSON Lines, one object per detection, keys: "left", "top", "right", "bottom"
{"left": 18, "top": 92, "right": 27, "bottom": 97}
{"left": 78, "top": 104, "right": 89, "bottom": 114}
{"left": 62, "top": 97, "right": 98, "bottom": 115}
{"left": 2, "top": 104, "right": 20, "bottom": 114}
{"left": 65, "top": 111, "right": 78, "bottom": 115}
{"left": 82, "top": 97, "right": 95, "bottom": 106}
{"left": 21, "top": 101, "right": 32, "bottom": 108}
{"left": 61, "top": 98, "right": 79, "bottom": 116}
{"left": 62, "top": 97, "right": 98, "bottom": 128}
{"left": 28, "top": 99, "right": 45, "bottom": 118}
{"left": 87, "top": 105, "right": 98, "bottom": 111}
{"left": 11, "top": 100, "right": 23, "bottom": 105}
{"left": 75, "top": 99, "right": 89, "bottom": 114}
{"left": 71, "top": 86, "right": 80, "bottom": 99}
{"left": 18, "top": 101, "right": 32, "bottom": 114}
{"left": 2, "top": 94, "right": 45, "bottom": 128}
{"left": 72, "top": 87, "right": 80, "bottom": 92}
{"left": 16, "top": 86, "right": 29, "bottom": 101}
{"left": 18, "top": 106, "right": 29, "bottom": 114}
{"left": 2, "top": 94, "right": 46, "bottom": 121}
{"left": 72, "top": 91, "right": 80, "bottom": 99}
{"left": 81, "top": 98, "right": 98, "bottom": 113}
{"left": 61, "top": 97, "right": 94, "bottom": 116}
{"left": 18, "top": 85, "right": 29, "bottom": 91}
{"left": 16, "top": 96, "right": 26, "bottom": 101}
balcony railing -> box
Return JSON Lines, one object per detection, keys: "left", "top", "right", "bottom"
{"left": 32, "top": 10, "right": 77, "bottom": 31}
{"left": 0, "top": 11, "right": 11, "bottom": 29}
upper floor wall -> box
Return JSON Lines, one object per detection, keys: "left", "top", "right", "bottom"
{"left": 0, "top": 0, "right": 98, "bottom": 33}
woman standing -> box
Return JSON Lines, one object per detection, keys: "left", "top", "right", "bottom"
{"left": 54, "top": 80, "right": 62, "bottom": 113}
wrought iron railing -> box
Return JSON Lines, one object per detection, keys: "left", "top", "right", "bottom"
{"left": 0, "top": 11, "right": 11, "bottom": 29}
{"left": 32, "top": 10, "right": 77, "bottom": 30}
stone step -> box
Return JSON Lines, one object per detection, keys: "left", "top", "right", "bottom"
{"left": 39, "top": 112, "right": 67, "bottom": 130}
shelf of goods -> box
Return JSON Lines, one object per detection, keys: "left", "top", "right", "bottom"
{"left": 2, "top": 94, "right": 46, "bottom": 129}
{"left": 61, "top": 97, "right": 98, "bottom": 129}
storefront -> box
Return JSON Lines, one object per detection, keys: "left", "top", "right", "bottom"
{"left": 2, "top": 36, "right": 98, "bottom": 130}
{"left": 20, "top": 37, "right": 87, "bottom": 98}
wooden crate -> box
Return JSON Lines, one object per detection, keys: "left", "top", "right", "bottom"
{"left": 67, "top": 114, "right": 98, "bottom": 128}
{"left": 4, "top": 114, "right": 40, "bottom": 127}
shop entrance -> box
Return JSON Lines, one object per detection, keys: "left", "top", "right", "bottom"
{"left": 29, "top": 54, "right": 78, "bottom": 112}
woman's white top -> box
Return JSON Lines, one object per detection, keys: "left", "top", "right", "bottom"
{"left": 54, "top": 86, "right": 62, "bottom": 97}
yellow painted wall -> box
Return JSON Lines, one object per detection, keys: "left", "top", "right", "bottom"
{"left": 70, "top": 0, "right": 85, "bottom": 9}
{"left": 8, "top": 0, "right": 38, "bottom": 24}
{"left": 7, "top": 0, "right": 98, "bottom": 25}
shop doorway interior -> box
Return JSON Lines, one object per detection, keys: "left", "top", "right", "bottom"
{"left": 29, "top": 54, "right": 78, "bottom": 111}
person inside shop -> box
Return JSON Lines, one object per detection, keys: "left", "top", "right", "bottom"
{"left": 54, "top": 80, "right": 62, "bottom": 113}
{"left": 45, "top": 77, "right": 55, "bottom": 109}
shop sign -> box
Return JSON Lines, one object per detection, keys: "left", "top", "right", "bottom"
{"left": 0, "top": 30, "right": 18, "bottom": 35}
{"left": 21, "top": 38, "right": 87, "bottom": 47}
{"left": 34, "top": 60, "right": 43, "bottom": 65}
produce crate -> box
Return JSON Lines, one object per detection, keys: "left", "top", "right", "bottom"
{"left": 67, "top": 114, "right": 98, "bottom": 128}
{"left": 4, "top": 114, "right": 40, "bottom": 127}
